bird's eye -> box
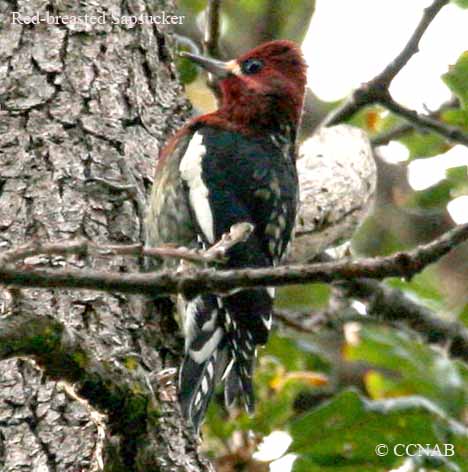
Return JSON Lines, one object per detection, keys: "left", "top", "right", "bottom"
{"left": 241, "top": 58, "right": 264, "bottom": 75}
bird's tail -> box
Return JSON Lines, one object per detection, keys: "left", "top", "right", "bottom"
{"left": 178, "top": 289, "right": 272, "bottom": 433}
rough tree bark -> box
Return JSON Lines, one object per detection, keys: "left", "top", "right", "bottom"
{"left": 0, "top": 1, "right": 209, "bottom": 470}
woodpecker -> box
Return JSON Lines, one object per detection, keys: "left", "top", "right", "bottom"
{"left": 145, "top": 40, "right": 307, "bottom": 432}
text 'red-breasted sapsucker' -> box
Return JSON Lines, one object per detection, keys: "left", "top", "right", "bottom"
{"left": 145, "top": 40, "right": 307, "bottom": 432}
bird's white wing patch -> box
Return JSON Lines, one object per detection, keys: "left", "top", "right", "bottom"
{"left": 179, "top": 132, "right": 215, "bottom": 243}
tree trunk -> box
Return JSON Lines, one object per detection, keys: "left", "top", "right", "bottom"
{"left": 0, "top": 1, "right": 208, "bottom": 470}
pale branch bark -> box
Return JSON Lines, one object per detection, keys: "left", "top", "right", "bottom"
{"left": 292, "top": 125, "right": 376, "bottom": 262}
{"left": 0, "top": 223, "right": 467, "bottom": 298}
{"left": 321, "top": 0, "right": 468, "bottom": 148}
{"left": 0, "top": 223, "right": 254, "bottom": 266}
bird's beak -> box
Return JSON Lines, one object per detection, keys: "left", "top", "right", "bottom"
{"left": 179, "top": 51, "right": 236, "bottom": 79}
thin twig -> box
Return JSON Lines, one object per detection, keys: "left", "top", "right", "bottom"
{"left": 377, "top": 94, "right": 468, "bottom": 146}
{"left": 372, "top": 122, "right": 419, "bottom": 147}
{"left": 0, "top": 223, "right": 254, "bottom": 266}
{"left": 274, "top": 309, "right": 329, "bottom": 334}
{"left": 203, "top": 0, "right": 221, "bottom": 59}
{"left": 371, "top": 97, "right": 458, "bottom": 146}
{"left": 174, "top": 34, "right": 202, "bottom": 55}
{"left": 85, "top": 176, "right": 138, "bottom": 194}
{"left": 203, "top": 0, "right": 222, "bottom": 99}
{"left": 373, "top": 0, "right": 449, "bottom": 86}
{"left": 0, "top": 223, "right": 466, "bottom": 298}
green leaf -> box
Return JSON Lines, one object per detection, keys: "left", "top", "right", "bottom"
{"left": 276, "top": 283, "right": 330, "bottom": 311}
{"left": 451, "top": 0, "right": 468, "bottom": 9}
{"left": 348, "top": 106, "right": 386, "bottom": 134}
{"left": 441, "top": 108, "right": 468, "bottom": 129}
{"left": 411, "top": 179, "right": 453, "bottom": 209}
{"left": 204, "top": 401, "right": 236, "bottom": 441}
{"left": 443, "top": 51, "right": 468, "bottom": 109}
{"left": 352, "top": 215, "right": 407, "bottom": 257}
{"left": 446, "top": 165, "right": 468, "bottom": 184}
{"left": 446, "top": 165, "right": 468, "bottom": 197}
{"left": 345, "top": 327, "right": 467, "bottom": 416}
{"left": 387, "top": 269, "right": 445, "bottom": 310}
{"left": 459, "top": 303, "right": 468, "bottom": 327}
{"left": 249, "top": 333, "right": 329, "bottom": 433}
{"left": 408, "top": 164, "right": 468, "bottom": 209}
{"left": 289, "top": 390, "right": 468, "bottom": 470}
{"left": 225, "top": 0, "right": 316, "bottom": 42}
{"left": 176, "top": 56, "right": 198, "bottom": 85}
{"left": 177, "top": 0, "right": 207, "bottom": 13}
{"left": 406, "top": 454, "right": 462, "bottom": 472}
{"left": 263, "top": 334, "right": 314, "bottom": 372}
{"left": 400, "top": 131, "right": 448, "bottom": 160}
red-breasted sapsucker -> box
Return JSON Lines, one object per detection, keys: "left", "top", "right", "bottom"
{"left": 145, "top": 40, "right": 307, "bottom": 432}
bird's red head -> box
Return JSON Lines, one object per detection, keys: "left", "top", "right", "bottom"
{"left": 181, "top": 40, "right": 307, "bottom": 135}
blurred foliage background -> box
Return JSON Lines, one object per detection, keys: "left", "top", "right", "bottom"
{"left": 172, "top": 0, "right": 468, "bottom": 470}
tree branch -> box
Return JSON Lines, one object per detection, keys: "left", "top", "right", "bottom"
{"left": 377, "top": 94, "right": 468, "bottom": 146}
{"left": 339, "top": 278, "right": 468, "bottom": 361}
{"left": 275, "top": 270, "right": 468, "bottom": 362}
{"left": 324, "top": 0, "right": 449, "bottom": 125}
{"left": 371, "top": 97, "right": 458, "bottom": 146}
{"left": 322, "top": 0, "right": 465, "bottom": 147}
{"left": 372, "top": 0, "right": 449, "bottom": 87}
{"left": 0, "top": 223, "right": 466, "bottom": 298}
{"left": 203, "top": 0, "right": 222, "bottom": 99}
{"left": 204, "top": 0, "right": 222, "bottom": 59}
